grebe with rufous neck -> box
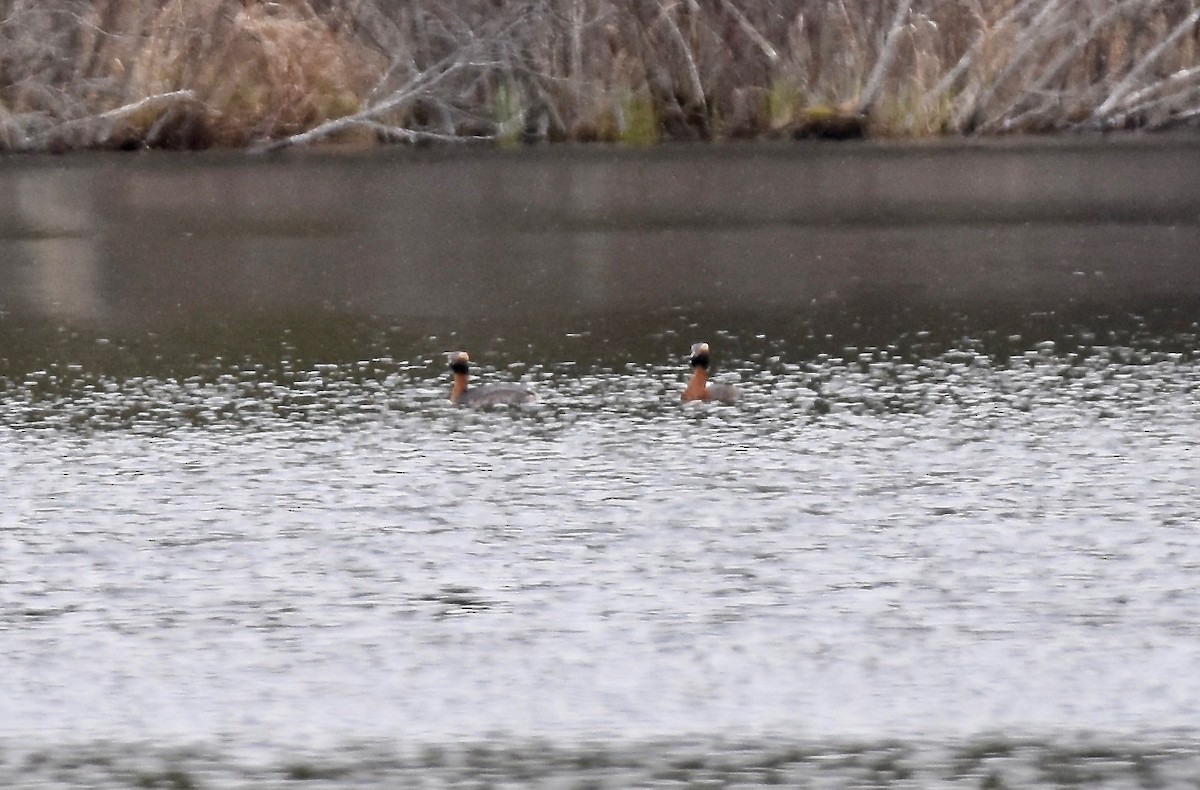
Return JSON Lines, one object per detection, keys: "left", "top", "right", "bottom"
{"left": 682, "top": 342, "right": 740, "bottom": 404}
{"left": 447, "top": 351, "right": 537, "bottom": 407}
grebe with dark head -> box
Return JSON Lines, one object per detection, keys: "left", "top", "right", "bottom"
{"left": 682, "top": 342, "right": 740, "bottom": 404}
{"left": 447, "top": 351, "right": 537, "bottom": 407}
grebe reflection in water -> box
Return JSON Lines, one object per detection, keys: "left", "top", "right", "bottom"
{"left": 447, "top": 351, "right": 537, "bottom": 407}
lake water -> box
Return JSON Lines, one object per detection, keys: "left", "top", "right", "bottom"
{"left": 2, "top": 138, "right": 1200, "bottom": 788}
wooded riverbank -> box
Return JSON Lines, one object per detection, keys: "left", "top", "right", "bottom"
{"left": 2, "top": 0, "right": 1199, "bottom": 152}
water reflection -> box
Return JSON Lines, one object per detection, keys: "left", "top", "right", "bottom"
{"left": 2, "top": 140, "right": 1199, "bottom": 338}
{"left": 9, "top": 171, "right": 103, "bottom": 321}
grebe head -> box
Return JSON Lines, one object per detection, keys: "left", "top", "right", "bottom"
{"left": 447, "top": 351, "right": 470, "bottom": 374}
{"left": 689, "top": 342, "right": 711, "bottom": 369}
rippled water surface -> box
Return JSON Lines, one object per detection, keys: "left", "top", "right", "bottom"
{"left": 2, "top": 139, "right": 1200, "bottom": 787}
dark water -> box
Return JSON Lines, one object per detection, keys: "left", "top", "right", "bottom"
{"left": 2, "top": 138, "right": 1200, "bottom": 788}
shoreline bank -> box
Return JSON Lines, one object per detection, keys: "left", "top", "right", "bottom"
{"left": 3, "top": 0, "right": 1199, "bottom": 155}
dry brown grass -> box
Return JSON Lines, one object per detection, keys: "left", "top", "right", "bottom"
{"left": 1, "top": 0, "right": 1198, "bottom": 151}
{"left": 0, "top": 0, "right": 381, "bottom": 149}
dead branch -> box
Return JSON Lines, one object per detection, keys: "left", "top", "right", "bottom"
{"left": 250, "top": 57, "right": 481, "bottom": 152}
{"left": 715, "top": 0, "right": 779, "bottom": 66}
{"left": 656, "top": 1, "right": 706, "bottom": 110}
{"left": 357, "top": 119, "right": 492, "bottom": 143}
{"left": 980, "top": 0, "right": 1147, "bottom": 133}
{"left": 27, "top": 88, "right": 202, "bottom": 149}
{"left": 1117, "top": 81, "right": 1200, "bottom": 127}
{"left": 858, "top": 0, "right": 911, "bottom": 115}
{"left": 951, "top": 0, "right": 1074, "bottom": 132}
{"left": 95, "top": 88, "right": 198, "bottom": 122}
{"left": 251, "top": 5, "right": 534, "bottom": 153}
{"left": 1091, "top": 5, "right": 1200, "bottom": 124}
{"left": 1117, "top": 64, "right": 1200, "bottom": 111}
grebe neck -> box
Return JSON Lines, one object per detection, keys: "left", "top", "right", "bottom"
{"left": 450, "top": 371, "right": 469, "bottom": 402}
{"left": 683, "top": 365, "right": 709, "bottom": 401}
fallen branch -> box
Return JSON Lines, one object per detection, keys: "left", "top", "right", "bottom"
{"left": 1116, "top": 64, "right": 1200, "bottom": 111}
{"left": 28, "top": 89, "right": 202, "bottom": 149}
{"left": 357, "top": 120, "right": 493, "bottom": 143}
{"left": 251, "top": 4, "right": 533, "bottom": 152}
{"left": 1116, "top": 82, "right": 1200, "bottom": 127}
{"left": 1091, "top": 5, "right": 1200, "bottom": 123}
{"left": 979, "top": 0, "right": 1146, "bottom": 133}
{"left": 96, "top": 89, "right": 199, "bottom": 122}
{"left": 716, "top": 0, "right": 779, "bottom": 66}
{"left": 656, "top": 1, "right": 706, "bottom": 111}
{"left": 251, "top": 58, "right": 482, "bottom": 152}
{"left": 922, "top": 0, "right": 1046, "bottom": 113}
{"left": 952, "top": 0, "right": 1073, "bottom": 132}
{"left": 1173, "top": 103, "right": 1200, "bottom": 122}
{"left": 858, "top": 0, "right": 911, "bottom": 115}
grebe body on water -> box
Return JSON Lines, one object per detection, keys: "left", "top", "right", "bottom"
{"left": 447, "top": 351, "right": 537, "bottom": 407}
{"left": 682, "top": 342, "right": 740, "bottom": 405}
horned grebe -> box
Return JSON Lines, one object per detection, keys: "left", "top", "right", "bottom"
{"left": 682, "top": 342, "right": 740, "bottom": 404}
{"left": 447, "top": 351, "right": 537, "bottom": 407}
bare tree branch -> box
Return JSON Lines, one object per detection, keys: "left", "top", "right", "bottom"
{"left": 716, "top": 0, "right": 779, "bottom": 66}
{"left": 251, "top": 58, "right": 482, "bottom": 152}
{"left": 657, "top": 1, "right": 706, "bottom": 110}
{"left": 924, "top": 0, "right": 1047, "bottom": 110}
{"left": 1117, "top": 64, "right": 1200, "bottom": 111}
{"left": 1117, "top": 81, "right": 1200, "bottom": 126}
{"left": 980, "top": 0, "right": 1146, "bottom": 133}
{"left": 951, "top": 0, "right": 1073, "bottom": 132}
{"left": 858, "top": 0, "right": 911, "bottom": 115}
{"left": 250, "top": 3, "right": 536, "bottom": 153}
{"left": 1091, "top": 5, "right": 1200, "bottom": 123}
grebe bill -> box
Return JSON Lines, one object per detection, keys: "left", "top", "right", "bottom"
{"left": 447, "top": 351, "right": 537, "bottom": 407}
